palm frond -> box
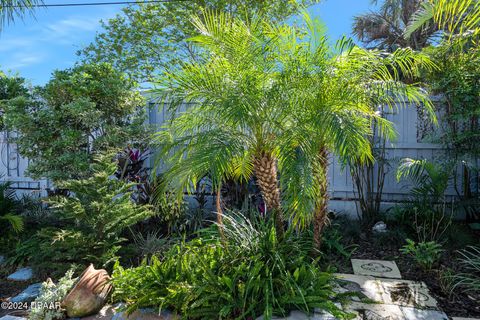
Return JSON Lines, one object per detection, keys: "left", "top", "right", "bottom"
{"left": 0, "top": 213, "right": 24, "bottom": 232}
{"left": 0, "top": 0, "right": 43, "bottom": 30}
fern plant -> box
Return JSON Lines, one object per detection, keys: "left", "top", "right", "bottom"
{"left": 112, "top": 212, "right": 354, "bottom": 319}
{"left": 0, "top": 180, "right": 24, "bottom": 234}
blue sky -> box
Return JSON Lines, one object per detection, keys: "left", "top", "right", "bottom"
{"left": 0, "top": 0, "right": 376, "bottom": 85}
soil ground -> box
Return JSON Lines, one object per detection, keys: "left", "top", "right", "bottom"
{"left": 334, "top": 232, "right": 480, "bottom": 318}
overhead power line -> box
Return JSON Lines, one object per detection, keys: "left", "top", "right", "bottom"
{"left": 0, "top": 0, "right": 187, "bottom": 8}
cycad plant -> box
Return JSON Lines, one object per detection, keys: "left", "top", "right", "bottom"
{"left": 155, "top": 10, "right": 435, "bottom": 250}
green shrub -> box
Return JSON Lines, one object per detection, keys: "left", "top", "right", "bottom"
{"left": 12, "top": 155, "right": 154, "bottom": 276}
{"left": 400, "top": 239, "right": 443, "bottom": 271}
{"left": 29, "top": 269, "right": 77, "bottom": 320}
{"left": 453, "top": 246, "right": 480, "bottom": 294}
{"left": 3, "top": 63, "right": 149, "bottom": 183}
{"left": 112, "top": 213, "right": 353, "bottom": 319}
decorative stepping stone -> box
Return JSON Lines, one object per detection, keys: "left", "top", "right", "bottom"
{"left": 0, "top": 316, "right": 28, "bottom": 320}
{"left": 334, "top": 273, "right": 384, "bottom": 303}
{"left": 10, "top": 283, "right": 42, "bottom": 303}
{"left": 346, "top": 301, "right": 404, "bottom": 320}
{"left": 7, "top": 267, "right": 33, "bottom": 282}
{"left": 377, "top": 278, "right": 439, "bottom": 309}
{"left": 400, "top": 306, "right": 448, "bottom": 319}
{"left": 351, "top": 259, "right": 402, "bottom": 279}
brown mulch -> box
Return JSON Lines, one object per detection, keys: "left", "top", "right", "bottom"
{"left": 338, "top": 236, "right": 480, "bottom": 318}
{"left": 0, "top": 279, "right": 32, "bottom": 317}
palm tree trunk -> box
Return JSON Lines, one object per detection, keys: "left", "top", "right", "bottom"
{"left": 313, "top": 146, "right": 329, "bottom": 252}
{"left": 253, "top": 151, "right": 284, "bottom": 237}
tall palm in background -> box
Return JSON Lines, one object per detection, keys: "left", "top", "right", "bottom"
{"left": 0, "top": 0, "right": 42, "bottom": 31}
{"left": 406, "top": 0, "right": 480, "bottom": 41}
{"left": 353, "top": 0, "right": 438, "bottom": 50}
{"left": 155, "top": 11, "right": 435, "bottom": 250}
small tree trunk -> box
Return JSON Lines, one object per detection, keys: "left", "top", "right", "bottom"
{"left": 216, "top": 186, "right": 225, "bottom": 239}
{"left": 253, "top": 151, "right": 285, "bottom": 238}
{"left": 313, "top": 146, "right": 329, "bottom": 252}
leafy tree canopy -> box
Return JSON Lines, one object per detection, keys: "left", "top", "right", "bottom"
{"left": 3, "top": 63, "right": 149, "bottom": 183}
{"left": 0, "top": 72, "right": 29, "bottom": 128}
{"left": 78, "top": 0, "right": 319, "bottom": 83}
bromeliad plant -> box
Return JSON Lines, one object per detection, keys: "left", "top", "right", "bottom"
{"left": 155, "top": 10, "right": 435, "bottom": 250}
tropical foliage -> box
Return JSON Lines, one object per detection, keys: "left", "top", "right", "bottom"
{"left": 0, "top": 180, "right": 23, "bottom": 233}
{"left": 10, "top": 155, "right": 154, "bottom": 276}
{"left": 0, "top": 0, "right": 42, "bottom": 31}
{"left": 112, "top": 213, "right": 352, "bottom": 319}
{"left": 353, "top": 0, "right": 438, "bottom": 50}
{"left": 3, "top": 63, "right": 149, "bottom": 182}
{"left": 155, "top": 10, "right": 434, "bottom": 250}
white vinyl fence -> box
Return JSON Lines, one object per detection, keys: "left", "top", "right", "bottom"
{"left": 0, "top": 99, "right": 461, "bottom": 216}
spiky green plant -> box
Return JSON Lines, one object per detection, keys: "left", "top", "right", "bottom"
{"left": 453, "top": 246, "right": 480, "bottom": 293}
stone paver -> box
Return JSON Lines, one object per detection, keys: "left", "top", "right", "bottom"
{"left": 10, "top": 283, "right": 42, "bottom": 303}
{"left": 351, "top": 259, "right": 402, "bottom": 279}
{"left": 6, "top": 267, "right": 33, "bottom": 282}
{"left": 346, "top": 301, "right": 404, "bottom": 320}
{"left": 400, "top": 306, "right": 448, "bottom": 320}
{"left": 334, "top": 273, "right": 384, "bottom": 302}
{"left": 378, "top": 278, "right": 438, "bottom": 309}
{"left": 0, "top": 316, "right": 27, "bottom": 320}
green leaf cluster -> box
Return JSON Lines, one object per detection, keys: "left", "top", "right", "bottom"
{"left": 3, "top": 63, "right": 149, "bottom": 183}
{"left": 112, "top": 213, "right": 354, "bottom": 319}
{"left": 78, "top": 0, "right": 320, "bottom": 83}
{"left": 400, "top": 238, "right": 444, "bottom": 271}
{"left": 155, "top": 10, "right": 435, "bottom": 229}
{"left": 10, "top": 155, "right": 154, "bottom": 276}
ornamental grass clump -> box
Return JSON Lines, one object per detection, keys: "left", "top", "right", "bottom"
{"left": 112, "top": 212, "right": 354, "bottom": 319}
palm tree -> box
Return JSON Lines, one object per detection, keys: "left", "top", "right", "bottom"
{"left": 155, "top": 11, "right": 435, "bottom": 249}
{"left": 156, "top": 12, "right": 288, "bottom": 236}
{"left": 406, "top": 0, "right": 480, "bottom": 41}
{"left": 272, "top": 14, "right": 435, "bottom": 249}
{"left": 0, "top": 0, "right": 42, "bottom": 31}
{"left": 353, "top": 0, "right": 438, "bottom": 50}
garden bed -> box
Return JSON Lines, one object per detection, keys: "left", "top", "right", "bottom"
{"left": 332, "top": 223, "right": 480, "bottom": 318}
